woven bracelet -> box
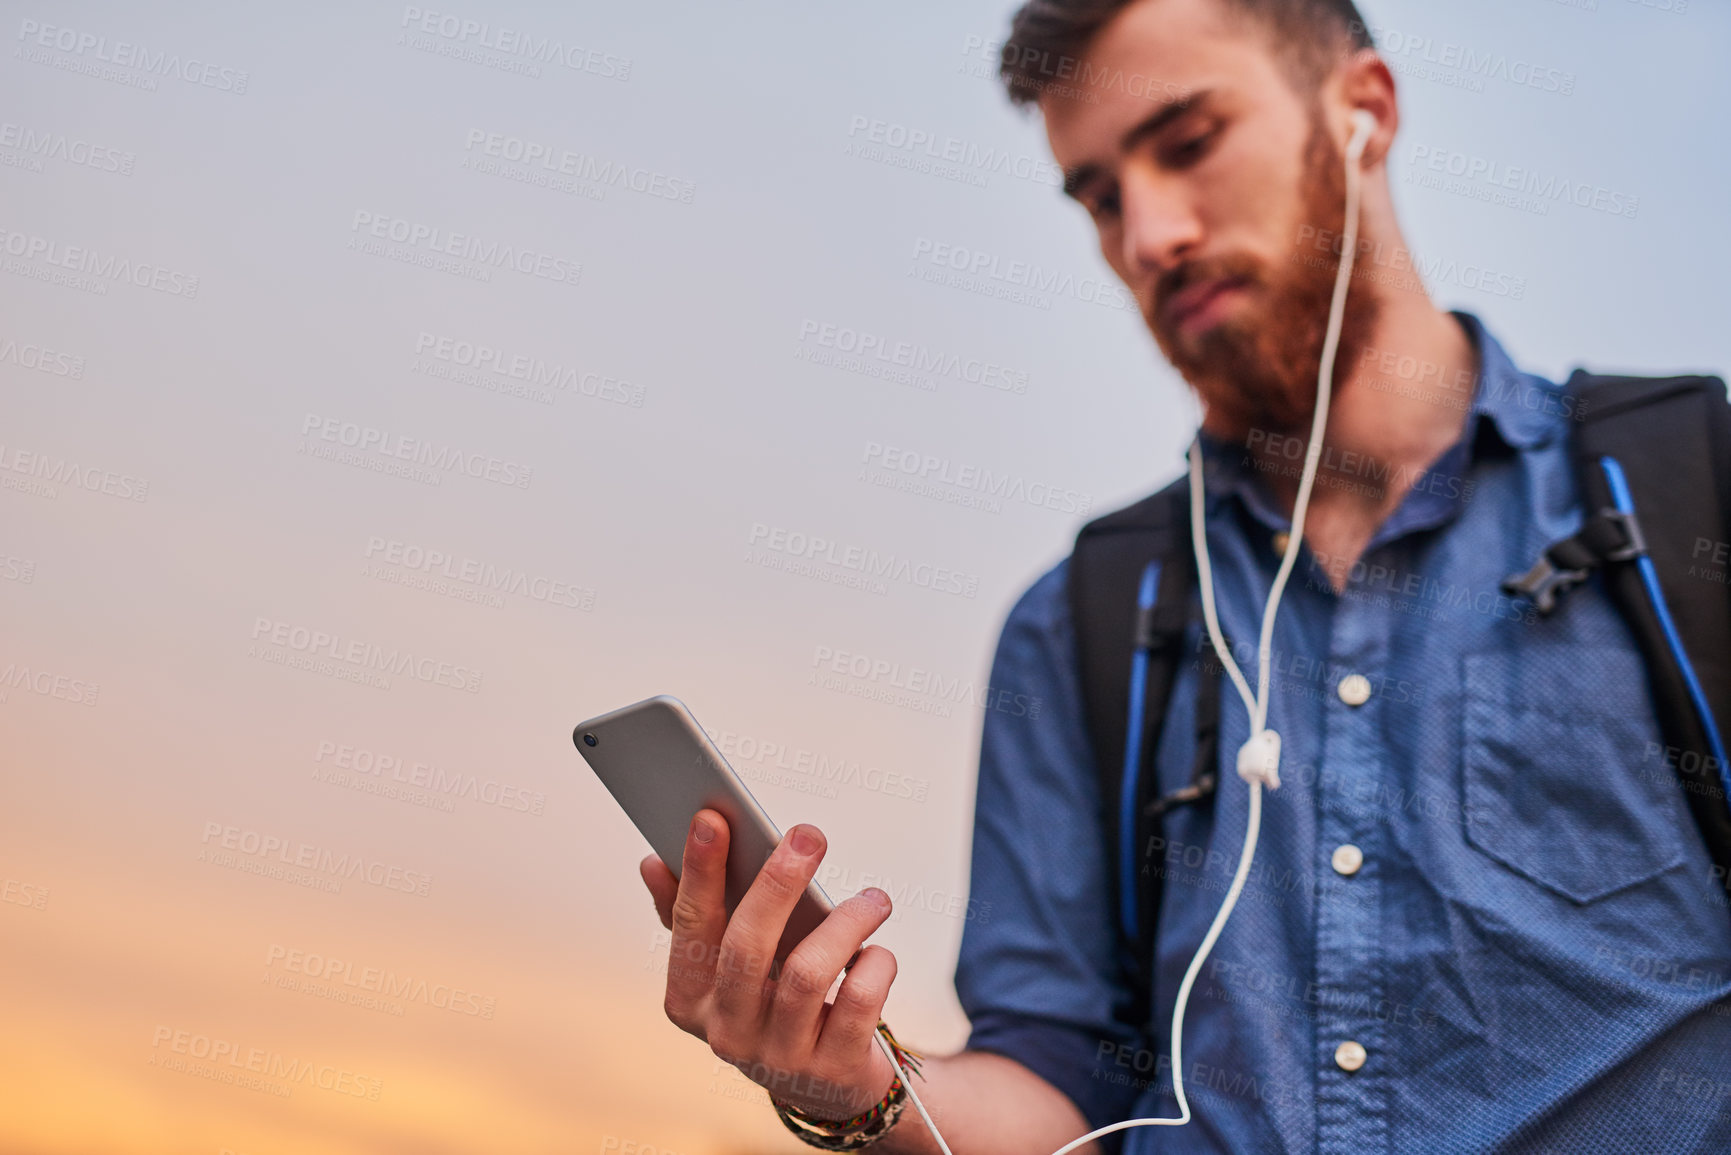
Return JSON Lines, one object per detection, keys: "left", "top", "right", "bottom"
{"left": 769, "top": 1022, "right": 925, "bottom": 1150}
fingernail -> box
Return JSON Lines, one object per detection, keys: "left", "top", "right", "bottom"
{"left": 789, "top": 826, "right": 821, "bottom": 856}
{"left": 864, "top": 887, "right": 890, "bottom": 909}
{"left": 692, "top": 817, "right": 714, "bottom": 843}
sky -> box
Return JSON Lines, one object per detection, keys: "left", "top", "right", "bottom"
{"left": 1, "top": 0, "right": 1726, "bottom": 1151}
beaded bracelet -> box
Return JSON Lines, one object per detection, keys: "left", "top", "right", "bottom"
{"left": 770, "top": 1022, "right": 925, "bottom": 1150}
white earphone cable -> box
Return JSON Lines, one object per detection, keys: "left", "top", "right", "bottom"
{"left": 875, "top": 111, "right": 1375, "bottom": 1155}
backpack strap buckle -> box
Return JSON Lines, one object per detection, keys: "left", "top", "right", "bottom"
{"left": 1501, "top": 507, "right": 1650, "bottom": 615}
{"left": 1501, "top": 555, "right": 1591, "bottom": 616}
{"left": 1589, "top": 507, "right": 1648, "bottom": 563}
{"left": 1142, "top": 772, "right": 1217, "bottom": 823}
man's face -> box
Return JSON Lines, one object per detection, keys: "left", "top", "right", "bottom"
{"left": 1040, "top": 0, "right": 1376, "bottom": 437}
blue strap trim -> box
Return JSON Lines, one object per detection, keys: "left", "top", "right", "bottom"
{"left": 1119, "top": 561, "right": 1161, "bottom": 942}
{"left": 1599, "top": 456, "right": 1731, "bottom": 805}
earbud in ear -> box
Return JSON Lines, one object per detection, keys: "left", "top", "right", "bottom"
{"left": 1348, "top": 109, "right": 1377, "bottom": 154}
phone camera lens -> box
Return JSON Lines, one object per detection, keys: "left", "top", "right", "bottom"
{"left": 582, "top": 732, "right": 598, "bottom": 747}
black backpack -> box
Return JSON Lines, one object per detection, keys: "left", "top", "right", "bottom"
{"left": 1067, "top": 371, "right": 1731, "bottom": 1039}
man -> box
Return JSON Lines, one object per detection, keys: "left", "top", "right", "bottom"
{"left": 640, "top": 0, "right": 1731, "bottom": 1151}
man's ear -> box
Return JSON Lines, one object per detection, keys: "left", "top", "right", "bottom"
{"left": 1336, "top": 48, "right": 1397, "bottom": 165}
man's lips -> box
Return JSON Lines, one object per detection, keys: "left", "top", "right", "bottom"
{"left": 1162, "top": 275, "right": 1249, "bottom": 330}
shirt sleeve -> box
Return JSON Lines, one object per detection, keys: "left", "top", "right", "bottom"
{"left": 953, "top": 557, "right": 1147, "bottom": 1134}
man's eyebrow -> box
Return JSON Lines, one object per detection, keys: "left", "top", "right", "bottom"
{"left": 1121, "top": 88, "right": 1206, "bottom": 152}
{"left": 1060, "top": 89, "right": 1210, "bottom": 200}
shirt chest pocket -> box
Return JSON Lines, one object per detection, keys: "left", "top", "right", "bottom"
{"left": 1461, "top": 644, "right": 1688, "bottom": 904}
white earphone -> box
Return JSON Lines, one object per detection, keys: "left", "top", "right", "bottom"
{"left": 873, "top": 107, "right": 1384, "bottom": 1155}
{"left": 1350, "top": 108, "right": 1379, "bottom": 154}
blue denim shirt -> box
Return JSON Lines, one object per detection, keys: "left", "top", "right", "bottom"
{"left": 954, "top": 311, "right": 1731, "bottom": 1154}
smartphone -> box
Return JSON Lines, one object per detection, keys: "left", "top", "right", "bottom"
{"left": 574, "top": 694, "right": 835, "bottom": 962}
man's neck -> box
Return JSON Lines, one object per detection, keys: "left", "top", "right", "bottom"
{"left": 1234, "top": 300, "right": 1480, "bottom": 591}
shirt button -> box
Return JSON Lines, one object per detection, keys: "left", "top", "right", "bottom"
{"left": 1335, "top": 1040, "right": 1368, "bottom": 1072}
{"left": 1332, "top": 844, "right": 1364, "bottom": 876}
{"left": 1337, "top": 673, "right": 1372, "bottom": 707}
{"left": 1272, "top": 531, "right": 1292, "bottom": 555}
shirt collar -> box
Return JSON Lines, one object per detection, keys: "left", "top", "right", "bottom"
{"left": 1451, "top": 309, "right": 1560, "bottom": 454}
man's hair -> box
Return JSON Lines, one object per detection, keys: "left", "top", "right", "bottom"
{"left": 998, "top": 0, "right": 1375, "bottom": 108}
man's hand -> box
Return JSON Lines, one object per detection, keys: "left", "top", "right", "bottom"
{"left": 640, "top": 809, "right": 901, "bottom": 1121}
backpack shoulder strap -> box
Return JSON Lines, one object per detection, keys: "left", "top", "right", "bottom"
{"left": 1069, "top": 475, "right": 1194, "bottom": 793}
{"left": 1564, "top": 370, "right": 1731, "bottom": 887}
{"left": 1069, "top": 474, "right": 1205, "bottom": 1033}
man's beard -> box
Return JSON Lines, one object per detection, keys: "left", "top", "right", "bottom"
{"left": 1147, "top": 109, "right": 1381, "bottom": 437}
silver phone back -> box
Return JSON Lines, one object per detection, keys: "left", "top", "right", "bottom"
{"left": 575, "top": 694, "right": 834, "bottom": 960}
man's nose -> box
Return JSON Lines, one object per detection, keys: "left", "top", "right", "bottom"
{"left": 1119, "top": 169, "right": 1202, "bottom": 277}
